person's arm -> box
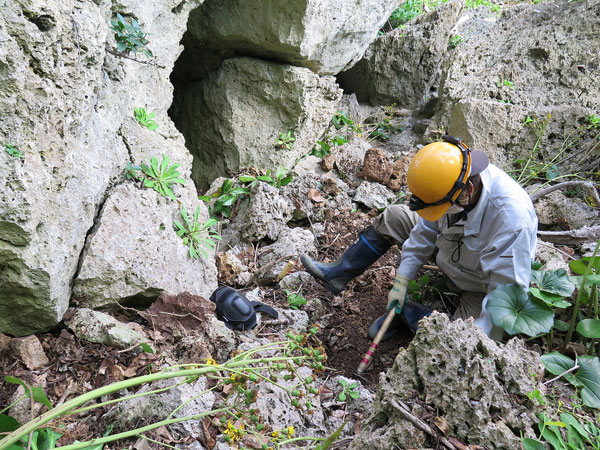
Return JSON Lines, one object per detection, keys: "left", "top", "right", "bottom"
{"left": 396, "top": 218, "right": 440, "bottom": 280}
{"left": 475, "top": 227, "right": 537, "bottom": 339}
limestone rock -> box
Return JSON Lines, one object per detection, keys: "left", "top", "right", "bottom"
{"left": 0, "top": 0, "right": 204, "bottom": 335}
{"left": 334, "top": 139, "right": 371, "bottom": 186}
{"left": 186, "top": 0, "right": 402, "bottom": 75}
{"left": 65, "top": 308, "right": 146, "bottom": 349}
{"left": 353, "top": 182, "right": 396, "bottom": 210}
{"left": 256, "top": 228, "right": 317, "bottom": 283}
{"left": 534, "top": 189, "right": 599, "bottom": 231}
{"left": 360, "top": 148, "right": 392, "bottom": 184}
{"left": 535, "top": 239, "right": 570, "bottom": 272}
{"left": 430, "top": 0, "right": 600, "bottom": 169}
{"left": 216, "top": 251, "right": 251, "bottom": 287}
{"left": 387, "top": 155, "right": 411, "bottom": 192}
{"left": 10, "top": 335, "right": 49, "bottom": 369}
{"left": 350, "top": 312, "right": 543, "bottom": 449}
{"left": 241, "top": 183, "right": 295, "bottom": 243}
{"left": 338, "top": 0, "right": 463, "bottom": 107}
{"left": 106, "top": 377, "right": 216, "bottom": 441}
{"left": 73, "top": 183, "right": 217, "bottom": 309}
{"left": 171, "top": 57, "right": 342, "bottom": 189}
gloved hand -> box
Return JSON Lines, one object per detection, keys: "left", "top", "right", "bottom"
{"left": 387, "top": 274, "right": 410, "bottom": 314}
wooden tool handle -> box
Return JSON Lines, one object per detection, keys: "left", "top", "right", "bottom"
{"left": 356, "top": 308, "right": 396, "bottom": 374}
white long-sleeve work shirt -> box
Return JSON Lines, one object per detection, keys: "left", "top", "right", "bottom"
{"left": 397, "top": 164, "right": 538, "bottom": 337}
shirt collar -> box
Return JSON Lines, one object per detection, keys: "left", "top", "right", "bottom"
{"left": 462, "top": 167, "right": 491, "bottom": 236}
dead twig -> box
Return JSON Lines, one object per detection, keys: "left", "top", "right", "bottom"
{"left": 543, "top": 356, "right": 579, "bottom": 386}
{"left": 388, "top": 398, "right": 458, "bottom": 450}
{"left": 530, "top": 180, "right": 600, "bottom": 204}
{"left": 537, "top": 225, "right": 600, "bottom": 245}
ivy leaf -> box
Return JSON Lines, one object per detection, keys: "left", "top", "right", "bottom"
{"left": 5, "top": 376, "right": 52, "bottom": 409}
{"left": 487, "top": 284, "right": 554, "bottom": 336}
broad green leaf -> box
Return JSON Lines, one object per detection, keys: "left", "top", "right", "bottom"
{"left": 529, "top": 288, "right": 571, "bottom": 308}
{"left": 522, "top": 438, "right": 545, "bottom": 450}
{"left": 546, "top": 163, "right": 560, "bottom": 180}
{"left": 139, "top": 343, "right": 155, "bottom": 354}
{"left": 5, "top": 377, "right": 52, "bottom": 409}
{"left": 530, "top": 269, "right": 575, "bottom": 297}
{"left": 576, "top": 356, "right": 600, "bottom": 408}
{"left": 348, "top": 390, "right": 360, "bottom": 399}
{"left": 541, "top": 352, "right": 577, "bottom": 385}
{"left": 531, "top": 261, "right": 544, "bottom": 270}
{"left": 487, "top": 284, "right": 554, "bottom": 336}
{"left": 0, "top": 414, "right": 21, "bottom": 432}
{"left": 221, "top": 178, "right": 233, "bottom": 193}
{"left": 39, "top": 428, "right": 62, "bottom": 449}
{"left": 337, "top": 392, "right": 347, "bottom": 402}
{"left": 560, "top": 413, "right": 591, "bottom": 444}
{"left": 576, "top": 319, "right": 600, "bottom": 338}
{"left": 198, "top": 195, "right": 211, "bottom": 202}
{"left": 238, "top": 175, "right": 256, "bottom": 183}
{"left": 569, "top": 256, "right": 600, "bottom": 275}
{"left": 568, "top": 275, "right": 600, "bottom": 288}
{"left": 553, "top": 319, "right": 570, "bottom": 331}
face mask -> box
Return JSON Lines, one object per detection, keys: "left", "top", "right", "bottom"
{"left": 446, "top": 204, "right": 464, "bottom": 215}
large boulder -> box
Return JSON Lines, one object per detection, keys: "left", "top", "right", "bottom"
{"left": 349, "top": 312, "right": 544, "bottom": 449}
{"left": 338, "top": 0, "right": 463, "bottom": 107}
{"left": 430, "top": 0, "right": 600, "bottom": 168}
{"left": 0, "top": 0, "right": 205, "bottom": 335}
{"left": 186, "top": 0, "right": 402, "bottom": 75}
{"left": 171, "top": 57, "right": 342, "bottom": 189}
{"left": 73, "top": 182, "right": 217, "bottom": 309}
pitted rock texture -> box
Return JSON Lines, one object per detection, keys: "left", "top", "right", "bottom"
{"left": 186, "top": 0, "right": 401, "bottom": 75}
{"left": 73, "top": 183, "right": 217, "bottom": 309}
{"left": 0, "top": 0, "right": 205, "bottom": 335}
{"left": 349, "top": 312, "right": 544, "bottom": 449}
{"left": 338, "top": 0, "right": 463, "bottom": 107}
{"left": 171, "top": 57, "right": 342, "bottom": 189}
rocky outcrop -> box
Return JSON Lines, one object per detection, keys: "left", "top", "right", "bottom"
{"left": 72, "top": 182, "right": 217, "bottom": 309}
{"left": 186, "top": 0, "right": 402, "bottom": 75}
{"left": 0, "top": 0, "right": 208, "bottom": 335}
{"left": 433, "top": 0, "right": 600, "bottom": 167}
{"left": 338, "top": 0, "right": 463, "bottom": 108}
{"left": 171, "top": 57, "right": 342, "bottom": 188}
{"left": 349, "top": 312, "right": 543, "bottom": 449}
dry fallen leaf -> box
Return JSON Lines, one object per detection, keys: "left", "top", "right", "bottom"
{"left": 308, "top": 188, "right": 326, "bottom": 203}
{"left": 433, "top": 416, "right": 449, "bottom": 435}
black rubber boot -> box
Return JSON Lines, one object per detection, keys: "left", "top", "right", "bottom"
{"left": 367, "top": 301, "right": 433, "bottom": 341}
{"left": 300, "top": 226, "right": 391, "bottom": 295}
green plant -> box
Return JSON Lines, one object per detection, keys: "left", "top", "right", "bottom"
{"left": 4, "top": 143, "right": 22, "bottom": 158}
{"left": 448, "top": 34, "right": 464, "bottom": 49}
{"left": 588, "top": 114, "right": 600, "bottom": 129}
{"left": 125, "top": 161, "right": 142, "bottom": 180}
{"left": 0, "top": 327, "right": 339, "bottom": 450}
{"left": 239, "top": 166, "right": 293, "bottom": 190}
{"left": 133, "top": 155, "right": 186, "bottom": 200}
{"left": 465, "top": 0, "right": 501, "bottom": 13}
{"left": 337, "top": 379, "right": 359, "bottom": 402}
{"left": 284, "top": 288, "right": 307, "bottom": 310}
{"left": 523, "top": 411, "right": 600, "bottom": 449}
{"left": 110, "top": 12, "right": 153, "bottom": 58}
{"left": 174, "top": 207, "right": 221, "bottom": 259}
{"left": 496, "top": 79, "right": 514, "bottom": 89}
{"left": 275, "top": 131, "right": 295, "bottom": 150}
{"left": 134, "top": 107, "right": 158, "bottom": 131}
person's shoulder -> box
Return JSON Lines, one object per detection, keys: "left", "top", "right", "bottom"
{"left": 484, "top": 165, "right": 537, "bottom": 226}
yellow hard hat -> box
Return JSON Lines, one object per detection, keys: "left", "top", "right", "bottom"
{"left": 407, "top": 136, "right": 472, "bottom": 222}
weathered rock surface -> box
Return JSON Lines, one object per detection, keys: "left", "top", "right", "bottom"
{"left": 65, "top": 308, "right": 146, "bottom": 349}
{"left": 338, "top": 0, "right": 463, "bottom": 107}
{"left": 353, "top": 181, "right": 396, "bottom": 210}
{"left": 349, "top": 312, "right": 543, "bottom": 449}
{"left": 0, "top": 0, "right": 205, "bottom": 335}
{"left": 186, "top": 0, "right": 401, "bottom": 75}
{"left": 73, "top": 183, "right": 217, "bottom": 309}
{"left": 432, "top": 0, "right": 600, "bottom": 167}
{"left": 171, "top": 57, "right": 342, "bottom": 189}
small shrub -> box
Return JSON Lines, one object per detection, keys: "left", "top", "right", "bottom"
{"left": 448, "top": 34, "right": 464, "bottom": 49}
{"left": 174, "top": 207, "right": 221, "bottom": 259}
{"left": 275, "top": 131, "right": 295, "bottom": 150}
{"left": 134, "top": 107, "right": 158, "bottom": 131}
{"left": 110, "top": 12, "right": 153, "bottom": 58}
{"left": 4, "top": 143, "right": 23, "bottom": 159}
{"left": 129, "top": 155, "right": 186, "bottom": 200}
{"left": 285, "top": 288, "right": 307, "bottom": 310}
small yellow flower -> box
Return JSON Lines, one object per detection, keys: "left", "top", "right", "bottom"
{"left": 286, "top": 426, "right": 295, "bottom": 438}
{"left": 204, "top": 357, "right": 217, "bottom": 366}
{"left": 271, "top": 430, "right": 280, "bottom": 439}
